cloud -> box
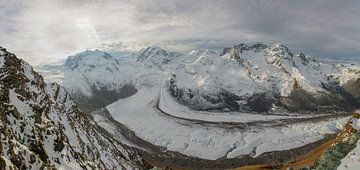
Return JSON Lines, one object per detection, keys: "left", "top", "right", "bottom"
{"left": 0, "top": 0, "right": 359, "bottom": 65}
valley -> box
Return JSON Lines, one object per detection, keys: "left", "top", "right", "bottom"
{"left": 2, "top": 1, "right": 360, "bottom": 169}
{"left": 1, "top": 43, "right": 359, "bottom": 169}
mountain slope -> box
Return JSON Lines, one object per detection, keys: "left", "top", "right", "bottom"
{"left": 136, "top": 46, "right": 182, "bottom": 68}
{"left": 62, "top": 50, "right": 139, "bottom": 112}
{"left": 0, "top": 47, "right": 145, "bottom": 169}
{"left": 54, "top": 47, "right": 180, "bottom": 112}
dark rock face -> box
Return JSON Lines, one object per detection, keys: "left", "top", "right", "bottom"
{"left": 246, "top": 93, "right": 274, "bottom": 113}
{"left": 342, "top": 78, "right": 360, "bottom": 101}
{"left": 168, "top": 75, "right": 230, "bottom": 111}
{"left": 322, "top": 82, "right": 360, "bottom": 110}
{"left": 220, "top": 90, "right": 242, "bottom": 111}
{"left": 279, "top": 80, "right": 355, "bottom": 113}
{"left": 298, "top": 53, "right": 317, "bottom": 66}
{"left": 168, "top": 76, "right": 243, "bottom": 111}
{"left": 169, "top": 74, "right": 183, "bottom": 99}
{"left": 71, "top": 84, "right": 138, "bottom": 113}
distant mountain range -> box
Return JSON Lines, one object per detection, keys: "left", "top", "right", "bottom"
{"left": 39, "top": 43, "right": 360, "bottom": 114}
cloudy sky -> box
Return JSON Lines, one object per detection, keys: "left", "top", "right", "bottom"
{"left": 1, "top": 0, "right": 360, "bottom": 65}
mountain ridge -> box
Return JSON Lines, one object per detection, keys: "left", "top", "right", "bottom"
{"left": 0, "top": 47, "right": 145, "bottom": 169}
{"left": 38, "top": 43, "right": 360, "bottom": 114}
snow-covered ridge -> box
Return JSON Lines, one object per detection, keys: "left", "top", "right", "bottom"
{"left": 169, "top": 43, "right": 359, "bottom": 113}
{"left": 0, "top": 47, "right": 144, "bottom": 169}
{"left": 221, "top": 43, "right": 325, "bottom": 94}
{"left": 62, "top": 49, "right": 135, "bottom": 93}
{"left": 136, "top": 46, "right": 182, "bottom": 67}
{"left": 136, "top": 46, "right": 182, "bottom": 61}
{"left": 58, "top": 49, "right": 143, "bottom": 112}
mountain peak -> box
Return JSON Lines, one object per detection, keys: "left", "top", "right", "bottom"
{"left": 65, "top": 49, "right": 117, "bottom": 70}
{"left": 221, "top": 43, "right": 293, "bottom": 58}
{"left": 135, "top": 45, "right": 182, "bottom": 66}
{"left": 137, "top": 46, "right": 171, "bottom": 61}
{"left": 297, "top": 52, "right": 317, "bottom": 65}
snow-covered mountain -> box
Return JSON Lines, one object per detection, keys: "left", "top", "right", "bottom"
{"left": 170, "top": 43, "right": 359, "bottom": 113}
{"left": 39, "top": 43, "right": 360, "bottom": 114}
{"left": 48, "top": 46, "right": 182, "bottom": 112}
{"left": 0, "top": 47, "right": 145, "bottom": 169}
{"left": 135, "top": 46, "right": 182, "bottom": 67}
{"left": 61, "top": 50, "right": 139, "bottom": 112}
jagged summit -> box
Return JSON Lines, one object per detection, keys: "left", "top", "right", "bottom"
{"left": 135, "top": 46, "right": 182, "bottom": 66}
{"left": 136, "top": 46, "right": 165, "bottom": 61}
{"left": 221, "top": 43, "right": 321, "bottom": 68}
{"left": 221, "top": 43, "right": 293, "bottom": 61}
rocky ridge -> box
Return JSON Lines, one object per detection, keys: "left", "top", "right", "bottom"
{"left": 0, "top": 47, "right": 145, "bottom": 169}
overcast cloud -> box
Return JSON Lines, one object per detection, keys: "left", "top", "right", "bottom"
{"left": 0, "top": 0, "right": 360, "bottom": 65}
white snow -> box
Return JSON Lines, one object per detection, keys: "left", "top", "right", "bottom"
{"left": 60, "top": 50, "right": 146, "bottom": 97}
{"left": 39, "top": 44, "right": 360, "bottom": 113}
{"left": 331, "top": 64, "right": 360, "bottom": 86}
{"left": 171, "top": 44, "right": 331, "bottom": 111}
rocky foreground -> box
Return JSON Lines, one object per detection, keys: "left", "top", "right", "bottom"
{"left": 0, "top": 47, "right": 147, "bottom": 169}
